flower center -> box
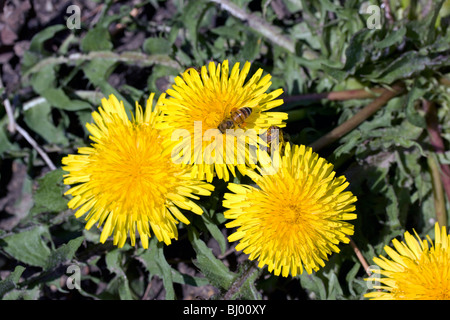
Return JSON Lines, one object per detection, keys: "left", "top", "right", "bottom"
{"left": 283, "top": 202, "right": 304, "bottom": 224}
{"left": 193, "top": 90, "right": 241, "bottom": 131}
{"left": 89, "top": 124, "right": 179, "bottom": 213}
{"left": 202, "top": 109, "right": 225, "bottom": 129}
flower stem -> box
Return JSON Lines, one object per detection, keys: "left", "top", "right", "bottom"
{"left": 283, "top": 77, "right": 449, "bottom": 106}
{"left": 310, "top": 82, "right": 405, "bottom": 152}
{"left": 223, "top": 260, "right": 261, "bottom": 300}
{"left": 348, "top": 237, "right": 372, "bottom": 277}
{"left": 427, "top": 156, "right": 447, "bottom": 228}
{"left": 283, "top": 87, "right": 387, "bottom": 105}
{"left": 424, "top": 100, "right": 450, "bottom": 226}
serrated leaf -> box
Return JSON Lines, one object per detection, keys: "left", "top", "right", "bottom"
{"left": 374, "top": 27, "right": 406, "bottom": 49}
{"left": 227, "top": 262, "right": 262, "bottom": 300}
{"left": 299, "top": 273, "right": 327, "bottom": 300}
{"left": 117, "top": 276, "right": 133, "bottom": 300}
{"left": 282, "top": 55, "right": 308, "bottom": 95}
{"left": 405, "top": 83, "right": 427, "bottom": 128}
{"left": 370, "top": 51, "right": 449, "bottom": 84}
{"left": 105, "top": 248, "right": 124, "bottom": 275}
{"left": 2, "top": 286, "right": 40, "bottom": 300}
{"left": 180, "top": 0, "right": 212, "bottom": 62}
{"left": 171, "top": 269, "right": 210, "bottom": 287}
{"left": 345, "top": 262, "right": 362, "bottom": 297}
{"left": 39, "top": 88, "right": 92, "bottom": 111}
{"left": 289, "top": 21, "right": 321, "bottom": 50}
{"left": 422, "top": 0, "right": 446, "bottom": 45}
{"left": 23, "top": 101, "right": 69, "bottom": 145}
{"left": 22, "top": 25, "right": 66, "bottom": 72}
{"left": 212, "top": 25, "right": 245, "bottom": 40}
{"left": 31, "top": 169, "right": 69, "bottom": 215}
{"left": 182, "top": 0, "right": 209, "bottom": 42}
{"left": 0, "top": 119, "right": 17, "bottom": 155}
{"left": 188, "top": 228, "right": 235, "bottom": 290}
{"left": 82, "top": 58, "right": 133, "bottom": 112}
{"left": 30, "top": 64, "right": 56, "bottom": 93}
{"left": 28, "top": 25, "right": 67, "bottom": 54}
{"left": 82, "top": 58, "right": 117, "bottom": 87}
{"left": 105, "top": 248, "right": 134, "bottom": 300}
{"left": 45, "top": 236, "right": 84, "bottom": 270}
{"left": 201, "top": 209, "right": 227, "bottom": 255}
{"left": 151, "top": 242, "right": 175, "bottom": 299}
{"left": 105, "top": 274, "right": 133, "bottom": 300}
{"left": 29, "top": 64, "right": 92, "bottom": 112}
{"left": 137, "top": 238, "right": 175, "bottom": 299}
{"left": 81, "top": 26, "right": 113, "bottom": 52}
{"left": 322, "top": 269, "right": 343, "bottom": 299}
{"left": 334, "top": 131, "right": 362, "bottom": 157}
{"left": 428, "top": 31, "right": 450, "bottom": 53}
{"left": 147, "top": 64, "right": 179, "bottom": 94}
{"left": 385, "top": 186, "right": 401, "bottom": 229}
{"left": 239, "top": 279, "right": 261, "bottom": 300}
{"left": 321, "top": 64, "right": 347, "bottom": 82}
{"left": 419, "top": 190, "right": 437, "bottom": 227}
{"left": 0, "top": 225, "right": 52, "bottom": 268}
{"left": 0, "top": 265, "right": 25, "bottom": 299}
{"left": 143, "top": 37, "right": 172, "bottom": 55}
{"left": 343, "top": 29, "right": 373, "bottom": 73}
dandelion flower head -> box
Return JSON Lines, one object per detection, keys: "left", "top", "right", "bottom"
{"left": 157, "top": 60, "right": 288, "bottom": 182}
{"left": 223, "top": 143, "right": 357, "bottom": 277}
{"left": 365, "top": 223, "right": 450, "bottom": 300}
{"left": 62, "top": 94, "right": 214, "bottom": 249}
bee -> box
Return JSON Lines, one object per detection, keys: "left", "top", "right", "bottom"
{"left": 218, "top": 107, "right": 252, "bottom": 133}
{"left": 265, "top": 126, "right": 281, "bottom": 145}
{"left": 264, "top": 126, "right": 288, "bottom": 155}
{"left": 218, "top": 119, "right": 234, "bottom": 133}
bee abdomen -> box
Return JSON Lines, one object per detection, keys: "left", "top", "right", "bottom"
{"left": 218, "top": 120, "right": 234, "bottom": 133}
{"left": 266, "top": 126, "right": 280, "bottom": 144}
{"left": 231, "top": 107, "right": 252, "bottom": 124}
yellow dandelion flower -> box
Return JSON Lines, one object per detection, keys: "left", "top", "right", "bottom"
{"left": 365, "top": 223, "right": 450, "bottom": 300}
{"left": 223, "top": 143, "right": 357, "bottom": 277}
{"left": 61, "top": 94, "right": 214, "bottom": 249}
{"left": 157, "top": 60, "right": 288, "bottom": 182}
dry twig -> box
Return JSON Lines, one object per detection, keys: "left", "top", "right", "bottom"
{"left": 1, "top": 77, "right": 56, "bottom": 171}
{"left": 349, "top": 237, "right": 372, "bottom": 277}
{"left": 310, "top": 83, "right": 406, "bottom": 152}
{"left": 209, "top": 0, "right": 295, "bottom": 53}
